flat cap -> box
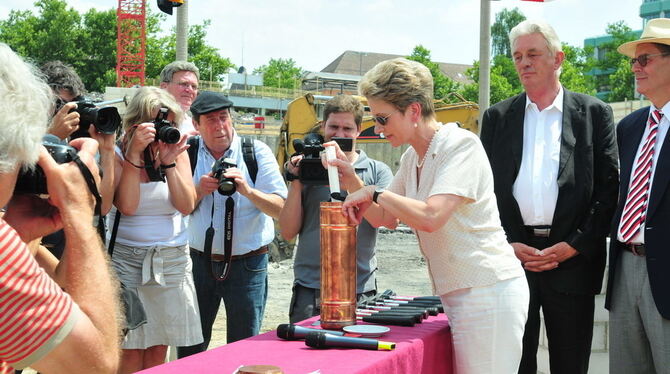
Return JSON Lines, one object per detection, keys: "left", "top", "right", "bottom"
{"left": 190, "top": 91, "right": 233, "bottom": 115}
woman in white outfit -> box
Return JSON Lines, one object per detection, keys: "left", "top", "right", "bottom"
{"left": 339, "top": 58, "right": 529, "bottom": 374}
{"left": 111, "top": 86, "right": 202, "bottom": 373}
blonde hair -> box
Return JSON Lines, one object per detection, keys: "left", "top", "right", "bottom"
{"left": 122, "top": 87, "right": 184, "bottom": 152}
{"left": 358, "top": 58, "right": 435, "bottom": 119}
{"left": 0, "top": 43, "right": 53, "bottom": 173}
{"left": 123, "top": 86, "right": 184, "bottom": 132}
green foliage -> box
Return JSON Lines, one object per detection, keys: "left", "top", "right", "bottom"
{"left": 560, "top": 44, "right": 596, "bottom": 95}
{"left": 146, "top": 17, "right": 235, "bottom": 82}
{"left": 491, "top": 8, "right": 526, "bottom": 57}
{"left": 407, "top": 45, "right": 461, "bottom": 102}
{"left": 253, "top": 58, "right": 303, "bottom": 89}
{"left": 460, "top": 55, "right": 522, "bottom": 105}
{"left": 587, "top": 21, "right": 637, "bottom": 101}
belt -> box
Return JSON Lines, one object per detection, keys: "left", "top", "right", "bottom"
{"left": 525, "top": 225, "right": 551, "bottom": 238}
{"left": 619, "top": 241, "right": 646, "bottom": 256}
{"left": 190, "top": 245, "right": 268, "bottom": 262}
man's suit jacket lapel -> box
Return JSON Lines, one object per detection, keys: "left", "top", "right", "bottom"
{"left": 648, "top": 121, "right": 670, "bottom": 219}
{"left": 618, "top": 110, "right": 647, "bottom": 207}
{"left": 557, "top": 90, "right": 577, "bottom": 188}
{"left": 504, "top": 93, "right": 526, "bottom": 181}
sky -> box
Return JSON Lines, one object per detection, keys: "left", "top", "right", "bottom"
{"left": 0, "top": 0, "right": 643, "bottom": 73}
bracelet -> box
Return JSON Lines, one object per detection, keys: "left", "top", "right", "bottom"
{"left": 125, "top": 158, "right": 144, "bottom": 168}
{"left": 160, "top": 163, "right": 176, "bottom": 169}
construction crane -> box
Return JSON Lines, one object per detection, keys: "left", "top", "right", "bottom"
{"left": 116, "top": 0, "right": 146, "bottom": 87}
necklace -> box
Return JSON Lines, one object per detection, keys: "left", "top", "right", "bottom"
{"left": 417, "top": 127, "right": 439, "bottom": 168}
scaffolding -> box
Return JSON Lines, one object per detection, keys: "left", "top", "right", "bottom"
{"left": 116, "top": 0, "right": 146, "bottom": 87}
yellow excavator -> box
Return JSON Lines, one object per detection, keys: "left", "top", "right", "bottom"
{"left": 276, "top": 93, "right": 479, "bottom": 172}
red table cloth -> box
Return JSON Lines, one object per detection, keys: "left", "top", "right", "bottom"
{"left": 138, "top": 314, "right": 452, "bottom": 374}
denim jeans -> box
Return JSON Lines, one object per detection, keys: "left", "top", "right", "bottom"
{"left": 177, "top": 249, "right": 268, "bottom": 358}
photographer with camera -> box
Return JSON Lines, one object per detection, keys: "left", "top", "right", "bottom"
{"left": 110, "top": 86, "right": 201, "bottom": 373}
{"left": 39, "top": 61, "right": 118, "bottom": 260}
{"left": 0, "top": 43, "right": 120, "bottom": 373}
{"left": 177, "top": 91, "right": 287, "bottom": 358}
{"left": 279, "top": 95, "right": 392, "bottom": 324}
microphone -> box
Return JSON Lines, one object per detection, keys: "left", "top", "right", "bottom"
{"left": 276, "top": 324, "right": 345, "bottom": 340}
{"left": 305, "top": 331, "right": 395, "bottom": 351}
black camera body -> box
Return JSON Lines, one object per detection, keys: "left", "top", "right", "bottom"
{"left": 211, "top": 157, "right": 237, "bottom": 195}
{"left": 291, "top": 134, "right": 354, "bottom": 185}
{"left": 69, "top": 97, "right": 121, "bottom": 139}
{"left": 15, "top": 136, "right": 77, "bottom": 195}
{"left": 153, "top": 107, "right": 181, "bottom": 144}
{"left": 292, "top": 133, "right": 326, "bottom": 185}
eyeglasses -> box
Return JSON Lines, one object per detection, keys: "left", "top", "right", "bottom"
{"left": 173, "top": 81, "right": 199, "bottom": 90}
{"left": 630, "top": 53, "right": 670, "bottom": 67}
{"left": 372, "top": 111, "right": 398, "bottom": 126}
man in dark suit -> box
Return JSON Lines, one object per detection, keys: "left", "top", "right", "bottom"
{"left": 605, "top": 18, "right": 670, "bottom": 374}
{"left": 480, "top": 20, "right": 619, "bottom": 374}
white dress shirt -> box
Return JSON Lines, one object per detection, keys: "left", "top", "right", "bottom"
{"left": 617, "top": 102, "right": 670, "bottom": 244}
{"left": 513, "top": 86, "right": 564, "bottom": 226}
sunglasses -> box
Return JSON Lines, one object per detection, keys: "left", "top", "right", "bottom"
{"left": 630, "top": 53, "right": 670, "bottom": 67}
{"left": 372, "top": 111, "right": 399, "bottom": 126}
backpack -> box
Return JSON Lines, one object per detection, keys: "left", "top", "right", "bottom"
{"left": 187, "top": 135, "right": 258, "bottom": 184}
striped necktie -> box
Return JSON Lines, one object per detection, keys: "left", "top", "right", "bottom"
{"left": 618, "top": 109, "right": 663, "bottom": 242}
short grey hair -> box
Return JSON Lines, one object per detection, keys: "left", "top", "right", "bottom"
{"left": 0, "top": 43, "right": 53, "bottom": 173}
{"left": 509, "top": 19, "right": 562, "bottom": 56}
{"left": 160, "top": 61, "right": 200, "bottom": 83}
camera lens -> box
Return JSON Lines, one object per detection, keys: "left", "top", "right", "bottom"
{"left": 217, "top": 179, "right": 236, "bottom": 195}
{"left": 157, "top": 126, "right": 181, "bottom": 144}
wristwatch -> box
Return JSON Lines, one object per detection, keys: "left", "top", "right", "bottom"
{"left": 372, "top": 187, "right": 384, "bottom": 204}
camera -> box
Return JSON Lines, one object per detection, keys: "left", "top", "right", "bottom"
{"left": 291, "top": 134, "right": 354, "bottom": 185}
{"left": 211, "top": 157, "right": 237, "bottom": 195}
{"left": 15, "top": 135, "right": 77, "bottom": 195}
{"left": 153, "top": 107, "right": 181, "bottom": 144}
{"left": 292, "top": 133, "right": 326, "bottom": 185}
{"left": 68, "top": 97, "right": 122, "bottom": 139}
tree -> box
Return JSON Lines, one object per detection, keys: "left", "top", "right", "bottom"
{"left": 0, "top": 0, "right": 234, "bottom": 91}
{"left": 491, "top": 8, "right": 526, "bottom": 57}
{"left": 587, "top": 21, "right": 638, "bottom": 102}
{"left": 145, "top": 17, "right": 235, "bottom": 82}
{"left": 253, "top": 58, "right": 303, "bottom": 89}
{"left": 560, "top": 44, "right": 596, "bottom": 95}
{"left": 460, "top": 54, "right": 522, "bottom": 105}
{"left": 407, "top": 45, "right": 461, "bottom": 101}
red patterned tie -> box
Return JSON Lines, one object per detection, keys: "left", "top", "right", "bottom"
{"left": 618, "top": 109, "right": 663, "bottom": 242}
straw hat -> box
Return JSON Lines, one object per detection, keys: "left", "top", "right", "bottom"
{"left": 618, "top": 18, "right": 670, "bottom": 57}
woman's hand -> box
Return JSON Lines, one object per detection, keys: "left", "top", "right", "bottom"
{"left": 157, "top": 133, "right": 189, "bottom": 166}
{"left": 341, "top": 185, "right": 375, "bottom": 224}
{"left": 322, "top": 141, "right": 358, "bottom": 190}
{"left": 125, "top": 122, "right": 156, "bottom": 161}
{"left": 48, "top": 102, "right": 80, "bottom": 140}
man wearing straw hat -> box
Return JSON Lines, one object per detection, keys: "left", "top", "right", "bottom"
{"left": 605, "top": 17, "right": 670, "bottom": 374}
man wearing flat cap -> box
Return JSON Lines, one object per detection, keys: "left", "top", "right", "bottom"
{"left": 177, "top": 91, "right": 287, "bottom": 357}
{"left": 606, "top": 18, "right": 670, "bottom": 374}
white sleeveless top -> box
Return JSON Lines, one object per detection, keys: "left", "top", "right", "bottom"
{"left": 110, "top": 147, "right": 188, "bottom": 247}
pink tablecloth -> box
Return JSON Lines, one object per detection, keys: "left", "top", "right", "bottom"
{"left": 138, "top": 314, "right": 452, "bottom": 374}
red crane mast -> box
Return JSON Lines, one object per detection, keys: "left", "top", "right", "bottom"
{"left": 116, "top": 0, "right": 146, "bottom": 87}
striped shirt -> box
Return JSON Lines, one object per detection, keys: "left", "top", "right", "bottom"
{"left": 0, "top": 220, "right": 79, "bottom": 373}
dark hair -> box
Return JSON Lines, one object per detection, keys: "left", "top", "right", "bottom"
{"left": 323, "top": 95, "right": 364, "bottom": 128}
{"left": 40, "top": 61, "right": 85, "bottom": 97}
{"left": 654, "top": 43, "right": 670, "bottom": 55}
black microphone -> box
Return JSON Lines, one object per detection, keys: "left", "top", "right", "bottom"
{"left": 276, "top": 324, "right": 344, "bottom": 340}
{"left": 305, "top": 331, "right": 395, "bottom": 350}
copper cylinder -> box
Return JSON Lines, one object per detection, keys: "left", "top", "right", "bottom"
{"left": 320, "top": 201, "right": 357, "bottom": 330}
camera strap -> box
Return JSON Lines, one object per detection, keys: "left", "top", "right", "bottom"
{"left": 203, "top": 195, "right": 234, "bottom": 281}
{"left": 144, "top": 148, "right": 166, "bottom": 182}
{"left": 68, "top": 149, "right": 105, "bottom": 240}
